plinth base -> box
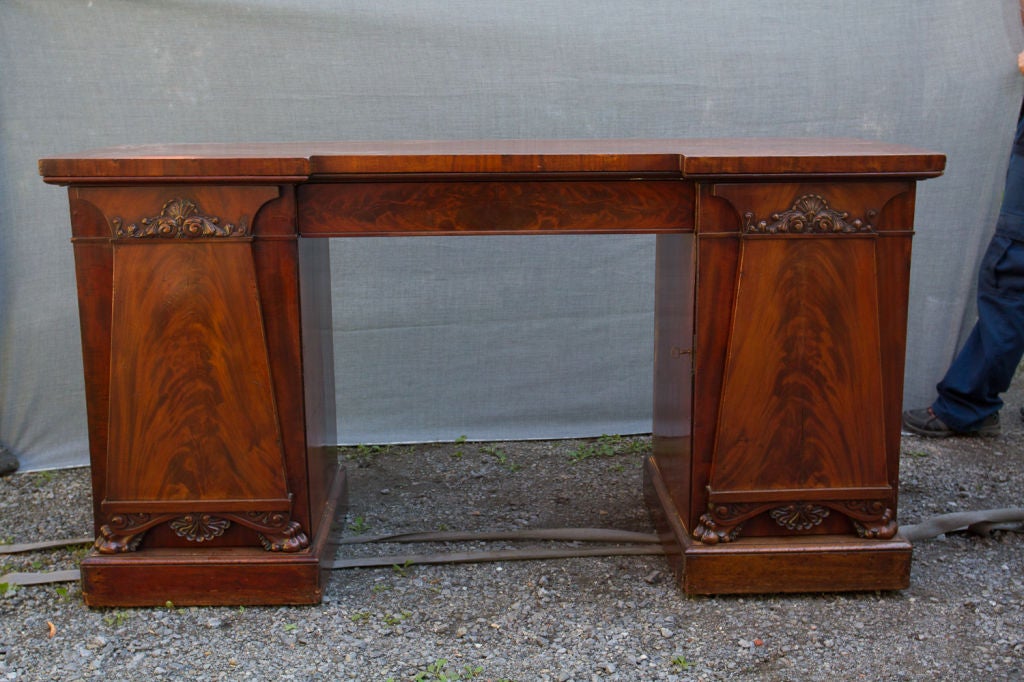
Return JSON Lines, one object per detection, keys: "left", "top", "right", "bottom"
{"left": 643, "top": 457, "right": 911, "bottom": 595}
{"left": 81, "top": 467, "right": 347, "bottom": 607}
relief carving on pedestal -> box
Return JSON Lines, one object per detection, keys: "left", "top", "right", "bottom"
{"left": 693, "top": 502, "right": 765, "bottom": 544}
{"left": 744, "top": 194, "right": 876, "bottom": 235}
{"left": 95, "top": 512, "right": 157, "bottom": 553}
{"left": 834, "top": 499, "right": 898, "bottom": 539}
{"left": 94, "top": 510, "right": 309, "bottom": 554}
{"left": 111, "top": 197, "right": 248, "bottom": 238}
{"left": 693, "top": 498, "right": 896, "bottom": 544}
{"left": 224, "top": 511, "right": 309, "bottom": 552}
{"left": 769, "top": 503, "right": 831, "bottom": 531}
{"left": 169, "top": 513, "right": 232, "bottom": 543}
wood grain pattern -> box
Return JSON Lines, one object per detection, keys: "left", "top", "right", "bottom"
{"left": 690, "top": 189, "right": 743, "bottom": 530}
{"left": 105, "top": 241, "right": 289, "bottom": 509}
{"left": 651, "top": 234, "right": 696, "bottom": 517}
{"left": 709, "top": 236, "right": 888, "bottom": 497}
{"left": 298, "top": 181, "right": 693, "bottom": 235}
{"left": 70, "top": 200, "right": 114, "bottom": 534}
{"left": 39, "top": 138, "right": 945, "bottom": 181}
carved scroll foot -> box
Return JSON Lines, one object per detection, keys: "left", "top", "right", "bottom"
{"left": 94, "top": 513, "right": 174, "bottom": 554}
{"left": 257, "top": 522, "right": 309, "bottom": 552}
{"left": 94, "top": 527, "right": 146, "bottom": 554}
{"left": 693, "top": 502, "right": 766, "bottom": 544}
{"left": 831, "top": 500, "right": 897, "bottom": 539}
{"left": 692, "top": 513, "right": 744, "bottom": 544}
{"left": 223, "top": 511, "right": 309, "bottom": 552}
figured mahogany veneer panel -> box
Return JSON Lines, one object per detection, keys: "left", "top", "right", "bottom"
{"left": 105, "top": 241, "right": 289, "bottom": 510}
{"left": 709, "top": 235, "right": 888, "bottom": 497}
{"left": 297, "top": 181, "right": 693, "bottom": 236}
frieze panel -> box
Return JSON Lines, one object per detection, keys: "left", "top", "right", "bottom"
{"left": 744, "top": 194, "right": 876, "bottom": 234}
{"left": 112, "top": 197, "right": 248, "bottom": 239}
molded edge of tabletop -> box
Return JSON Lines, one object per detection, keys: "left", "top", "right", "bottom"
{"left": 677, "top": 138, "right": 946, "bottom": 178}
{"left": 38, "top": 138, "right": 945, "bottom": 182}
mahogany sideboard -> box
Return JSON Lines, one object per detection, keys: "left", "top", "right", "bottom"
{"left": 40, "top": 139, "right": 945, "bottom": 606}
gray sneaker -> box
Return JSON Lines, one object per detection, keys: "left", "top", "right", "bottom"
{"left": 901, "top": 408, "right": 1000, "bottom": 438}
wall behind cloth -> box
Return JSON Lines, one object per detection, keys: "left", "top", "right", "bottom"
{"left": 1, "top": 0, "right": 1020, "bottom": 470}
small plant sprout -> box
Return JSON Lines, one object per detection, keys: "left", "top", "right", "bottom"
{"left": 391, "top": 559, "right": 415, "bottom": 577}
{"left": 348, "top": 515, "right": 370, "bottom": 534}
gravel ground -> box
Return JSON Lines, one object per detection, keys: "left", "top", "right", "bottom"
{"left": 1, "top": 380, "right": 1023, "bottom": 681}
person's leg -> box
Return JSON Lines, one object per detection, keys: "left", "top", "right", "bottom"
{"left": 931, "top": 232, "right": 1024, "bottom": 431}
{"left": 904, "top": 113, "right": 1024, "bottom": 437}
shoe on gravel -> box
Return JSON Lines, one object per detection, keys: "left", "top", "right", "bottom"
{"left": 901, "top": 407, "right": 1000, "bottom": 438}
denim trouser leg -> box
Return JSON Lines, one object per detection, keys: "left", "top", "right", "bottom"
{"left": 932, "top": 232, "right": 1024, "bottom": 430}
{"left": 931, "top": 110, "right": 1024, "bottom": 431}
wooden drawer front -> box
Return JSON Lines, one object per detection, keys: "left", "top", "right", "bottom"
{"left": 298, "top": 180, "right": 693, "bottom": 236}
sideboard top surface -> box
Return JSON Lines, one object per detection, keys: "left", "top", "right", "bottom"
{"left": 39, "top": 138, "right": 945, "bottom": 182}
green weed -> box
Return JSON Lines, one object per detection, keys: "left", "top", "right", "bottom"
{"left": 102, "top": 610, "right": 132, "bottom": 627}
{"left": 382, "top": 611, "right": 411, "bottom": 627}
{"left": 451, "top": 435, "right": 468, "bottom": 459}
{"left": 341, "top": 444, "right": 393, "bottom": 468}
{"left": 480, "top": 445, "right": 519, "bottom": 472}
{"left": 568, "top": 434, "right": 645, "bottom": 462}
{"left": 391, "top": 559, "right": 414, "bottom": 577}
{"left": 348, "top": 515, "right": 370, "bottom": 535}
{"left": 389, "top": 657, "right": 492, "bottom": 681}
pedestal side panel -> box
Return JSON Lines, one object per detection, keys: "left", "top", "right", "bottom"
{"left": 105, "top": 241, "right": 290, "bottom": 508}
{"left": 710, "top": 236, "right": 888, "bottom": 497}
{"left": 652, "top": 234, "right": 696, "bottom": 521}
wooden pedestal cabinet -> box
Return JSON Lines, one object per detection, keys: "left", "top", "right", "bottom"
{"left": 648, "top": 178, "right": 921, "bottom": 593}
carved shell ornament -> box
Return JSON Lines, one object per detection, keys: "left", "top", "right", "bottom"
{"left": 744, "top": 194, "right": 876, "bottom": 234}
{"left": 769, "top": 503, "right": 830, "bottom": 531}
{"left": 112, "top": 198, "right": 247, "bottom": 238}
{"left": 169, "top": 513, "right": 232, "bottom": 543}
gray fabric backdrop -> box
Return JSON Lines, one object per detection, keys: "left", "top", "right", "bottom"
{"left": 1, "top": 0, "right": 1022, "bottom": 470}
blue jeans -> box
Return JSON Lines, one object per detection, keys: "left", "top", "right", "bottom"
{"left": 931, "top": 111, "right": 1024, "bottom": 431}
